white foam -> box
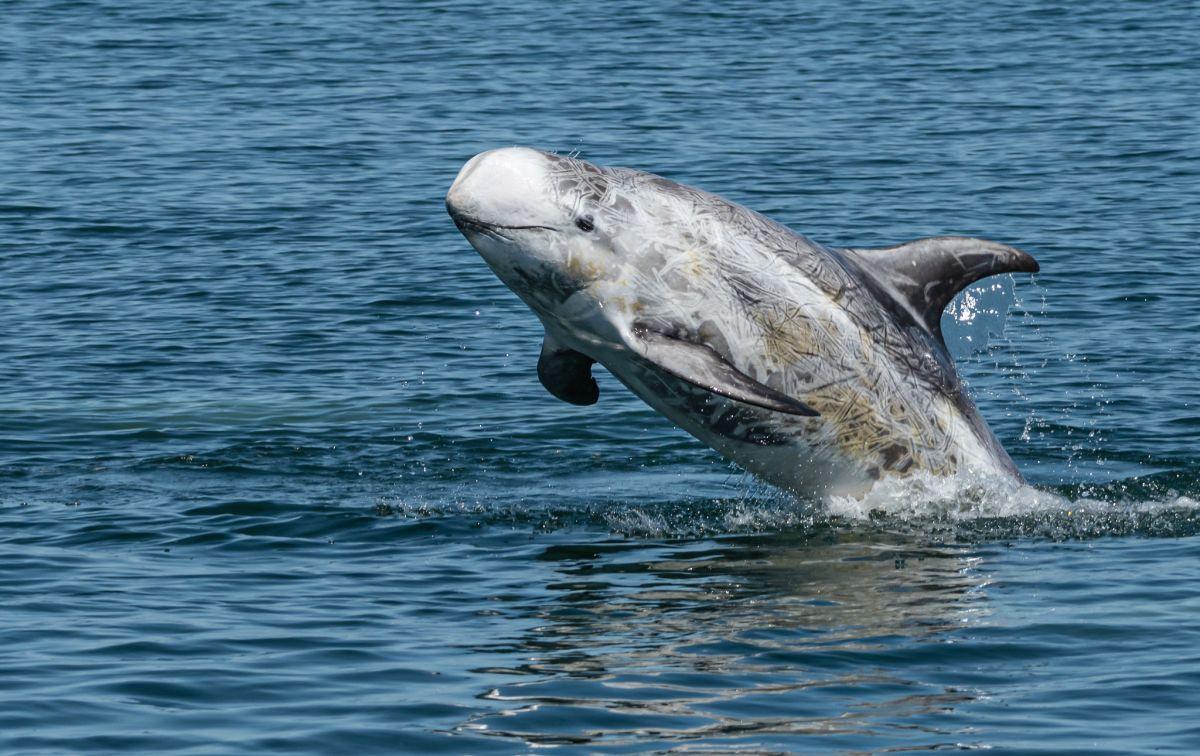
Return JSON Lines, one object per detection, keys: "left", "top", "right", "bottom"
{"left": 826, "top": 469, "right": 1058, "bottom": 522}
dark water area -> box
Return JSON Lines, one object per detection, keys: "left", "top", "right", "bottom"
{"left": 3, "top": 0, "right": 1199, "bottom": 752}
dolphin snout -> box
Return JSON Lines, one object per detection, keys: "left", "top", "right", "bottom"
{"left": 445, "top": 150, "right": 492, "bottom": 219}
{"left": 446, "top": 147, "right": 554, "bottom": 227}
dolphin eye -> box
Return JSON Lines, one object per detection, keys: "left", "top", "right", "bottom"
{"left": 575, "top": 215, "right": 594, "bottom": 232}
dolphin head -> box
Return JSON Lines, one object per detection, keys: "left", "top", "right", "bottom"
{"left": 446, "top": 148, "right": 625, "bottom": 320}
{"left": 447, "top": 147, "right": 740, "bottom": 364}
{"left": 448, "top": 146, "right": 681, "bottom": 338}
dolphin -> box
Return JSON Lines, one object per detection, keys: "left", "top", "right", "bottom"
{"left": 445, "top": 147, "right": 1039, "bottom": 499}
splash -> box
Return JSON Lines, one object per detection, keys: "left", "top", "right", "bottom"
{"left": 942, "top": 277, "right": 1017, "bottom": 359}
{"left": 947, "top": 273, "right": 1120, "bottom": 485}
{"left": 591, "top": 470, "right": 1200, "bottom": 541}
{"left": 824, "top": 467, "right": 1200, "bottom": 540}
{"left": 827, "top": 468, "right": 1047, "bottom": 521}
{"left": 372, "top": 467, "right": 1200, "bottom": 542}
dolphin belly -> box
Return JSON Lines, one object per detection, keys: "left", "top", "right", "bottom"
{"left": 602, "top": 352, "right": 1009, "bottom": 499}
{"left": 601, "top": 357, "right": 869, "bottom": 497}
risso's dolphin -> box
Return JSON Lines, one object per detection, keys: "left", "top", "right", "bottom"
{"left": 446, "top": 147, "right": 1039, "bottom": 499}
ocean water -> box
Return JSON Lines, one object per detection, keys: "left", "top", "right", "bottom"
{"left": 2, "top": 0, "right": 1199, "bottom": 751}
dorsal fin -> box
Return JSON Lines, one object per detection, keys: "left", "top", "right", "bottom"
{"left": 844, "top": 236, "right": 1039, "bottom": 342}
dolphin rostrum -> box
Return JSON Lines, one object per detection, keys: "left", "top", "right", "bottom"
{"left": 446, "top": 147, "right": 1039, "bottom": 499}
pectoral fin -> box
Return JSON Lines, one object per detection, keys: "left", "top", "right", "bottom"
{"left": 538, "top": 333, "right": 599, "bottom": 406}
{"left": 633, "top": 326, "right": 819, "bottom": 416}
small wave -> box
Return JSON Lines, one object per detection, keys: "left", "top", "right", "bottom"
{"left": 374, "top": 467, "right": 1200, "bottom": 542}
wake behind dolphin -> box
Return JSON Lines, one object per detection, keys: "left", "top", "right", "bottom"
{"left": 446, "top": 148, "right": 1039, "bottom": 499}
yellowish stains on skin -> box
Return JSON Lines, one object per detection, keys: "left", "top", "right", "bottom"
{"left": 564, "top": 254, "right": 602, "bottom": 282}
{"left": 803, "top": 383, "right": 929, "bottom": 476}
{"left": 607, "top": 296, "right": 645, "bottom": 316}
{"left": 748, "top": 302, "right": 959, "bottom": 478}
{"left": 682, "top": 247, "right": 711, "bottom": 280}
{"left": 750, "top": 307, "right": 830, "bottom": 369}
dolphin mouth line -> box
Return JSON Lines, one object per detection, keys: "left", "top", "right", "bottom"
{"left": 447, "top": 209, "right": 556, "bottom": 234}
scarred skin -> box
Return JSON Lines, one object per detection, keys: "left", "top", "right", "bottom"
{"left": 446, "top": 147, "right": 1034, "bottom": 499}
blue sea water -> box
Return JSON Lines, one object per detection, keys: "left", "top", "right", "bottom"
{"left": 2, "top": 0, "right": 1199, "bottom": 751}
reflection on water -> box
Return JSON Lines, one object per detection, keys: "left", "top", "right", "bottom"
{"left": 460, "top": 532, "right": 993, "bottom": 749}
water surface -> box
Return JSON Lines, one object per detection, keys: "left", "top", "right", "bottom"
{"left": 2, "top": 0, "right": 1199, "bottom": 752}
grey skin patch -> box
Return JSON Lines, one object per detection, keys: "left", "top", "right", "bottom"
{"left": 643, "top": 369, "right": 796, "bottom": 447}
{"left": 695, "top": 320, "right": 734, "bottom": 365}
{"left": 725, "top": 270, "right": 769, "bottom": 308}
{"left": 512, "top": 266, "right": 587, "bottom": 305}
{"left": 710, "top": 406, "right": 794, "bottom": 446}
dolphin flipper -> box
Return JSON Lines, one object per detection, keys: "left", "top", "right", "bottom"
{"left": 538, "top": 334, "right": 599, "bottom": 406}
{"left": 844, "top": 236, "right": 1039, "bottom": 343}
{"left": 633, "top": 326, "right": 819, "bottom": 417}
